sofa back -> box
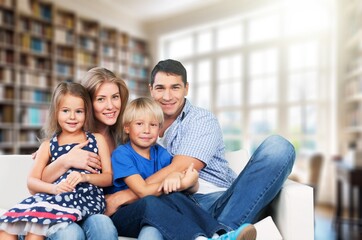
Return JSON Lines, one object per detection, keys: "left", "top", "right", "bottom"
{"left": 0, "top": 150, "right": 249, "bottom": 211}
{"left": 0, "top": 155, "right": 33, "bottom": 210}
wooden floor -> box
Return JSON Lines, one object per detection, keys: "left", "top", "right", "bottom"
{"left": 315, "top": 204, "right": 362, "bottom": 240}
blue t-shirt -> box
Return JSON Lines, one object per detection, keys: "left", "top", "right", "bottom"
{"left": 105, "top": 141, "right": 172, "bottom": 194}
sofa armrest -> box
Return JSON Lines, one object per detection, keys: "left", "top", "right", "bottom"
{"left": 269, "top": 179, "right": 314, "bottom": 240}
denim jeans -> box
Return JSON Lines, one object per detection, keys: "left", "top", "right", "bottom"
{"left": 138, "top": 135, "right": 295, "bottom": 238}
{"left": 18, "top": 214, "right": 118, "bottom": 240}
{"left": 111, "top": 193, "right": 226, "bottom": 240}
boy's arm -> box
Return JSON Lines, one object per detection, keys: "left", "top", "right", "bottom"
{"left": 104, "top": 189, "right": 138, "bottom": 216}
{"left": 124, "top": 174, "right": 163, "bottom": 198}
{"left": 146, "top": 155, "right": 205, "bottom": 184}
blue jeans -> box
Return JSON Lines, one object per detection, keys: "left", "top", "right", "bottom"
{"left": 111, "top": 193, "right": 226, "bottom": 240}
{"left": 18, "top": 214, "right": 117, "bottom": 240}
{"left": 139, "top": 135, "right": 295, "bottom": 238}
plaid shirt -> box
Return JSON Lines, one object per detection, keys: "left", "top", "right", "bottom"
{"left": 161, "top": 98, "right": 236, "bottom": 188}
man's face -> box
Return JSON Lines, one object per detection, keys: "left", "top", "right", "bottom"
{"left": 149, "top": 71, "right": 188, "bottom": 120}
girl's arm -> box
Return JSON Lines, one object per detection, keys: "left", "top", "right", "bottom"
{"left": 41, "top": 140, "right": 102, "bottom": 183}
{"left": 67, "top": 134, "right": 112, "bottom": 188}
{"left": 27, "top": 141, "right": 73, "bottom": 195}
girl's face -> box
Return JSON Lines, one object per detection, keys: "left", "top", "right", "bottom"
{"left": 58, "top": 94, "right": 85, "bottom": 134}
{"left": 92, "top": 82, "right": 121, "bottom": 127}
{"left": 124, "top": 115, "right": 160, "bottom": 151}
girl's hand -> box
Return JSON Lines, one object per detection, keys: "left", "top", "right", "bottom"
{"left": 53, "top": 181, "right": 74, "bottom": 194}
{"left": 158, "top": 172, "right": 183, "bottom": 194}
{"left": 64, "top": 140, "right": 102, "bottom": 173}
{"left": 66, "top": 171, "right": 85, "bottom": 187}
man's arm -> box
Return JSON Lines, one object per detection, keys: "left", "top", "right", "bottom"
{"left": 145, "top": 155, "right": 205, "bottom": 184}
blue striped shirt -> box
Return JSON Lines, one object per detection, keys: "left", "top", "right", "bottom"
{"left": 161, "top": 98, "right": 236, "bottom": 188}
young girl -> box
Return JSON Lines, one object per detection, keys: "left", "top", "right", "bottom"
{"left": 109, "top": 97, "right": 255, "bottom": 240}
{"left": 0, "top": 81, "right": 113, "bottom": 240}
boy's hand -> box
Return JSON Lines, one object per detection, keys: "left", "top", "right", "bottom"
{"left": 181, "top": 163, "right": 199, "bottom": 188}
{"left": 158, "top": 172, "right": 183, "bottom": 194}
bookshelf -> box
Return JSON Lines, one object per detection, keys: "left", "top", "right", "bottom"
{"left": 0, "top": 0, "right": 150, "bottom": 154}
{"left": 340, "top": 0, "right": 362, "bottom": 154}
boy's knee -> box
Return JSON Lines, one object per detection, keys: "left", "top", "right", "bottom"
{"left": 48, "top": 223, "right": 85, "bottom": 240}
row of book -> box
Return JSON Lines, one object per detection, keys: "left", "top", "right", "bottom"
{"left": 0, "top": 85, "right": 13, "bottom": 99}
{"left": 0, "top": 48, "right": 14, "bottom": 63}
{"left": 20, "top": 34, "right": 51, "bottom": 55}
{"left": 0, "top": 0, "right": 13, "bottom": 8}
{"left": 55, "top": 28, "right": 74, "bottom": 45}
{"left": 0, "top": 29, "right": 13, "bottom": 46}
{"left": 21, "top": 89, "right": 51, "bottom": 103}
{"left": 21, "top": 106, "right": 48, "bottom": 126}
{"left": 0, "top": 129, "right": 12, "bottom": 142}
{"left": 55, "top": 12, "right": 74, "bottom": 29}
{"left": 19, "top": 18, "right": 52, "bottom": 39}
{"left": 0, "top": 67, "right": 12, "bottom": 83}
{"left": 19, "top": 71, "right": 49, "bottom": 87}
{"left": 56, "top": 62, "right": 73, "bottom": 77}
{"left": 100, "top": 29, "right": 117, "bottom": 43}
{"left": 0, "top": 9, "right": 14, "bottom": 27}
{"left": 56, "top": 46, "right": 74, "bottom": 61}
{"left": 31, "top": 1, "right": 51, "bottom": 21}
{"left": 77, "top": 51, "right": 97, "bottom": 66}
{"left": 20, "top": 55, "right": 51, "bottom": 71}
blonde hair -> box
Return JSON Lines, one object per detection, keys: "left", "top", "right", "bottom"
{"left": 122, "top": 97, "right": 164, "bottom": 143}
{"left": 42, "top": 81, "right": 94, "bottom": 138}
{"left": 81, "top": 67, "right": 129, "bottom": 145}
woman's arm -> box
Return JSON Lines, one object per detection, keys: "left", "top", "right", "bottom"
{"left": 27, "top": 141, "right": 73, "bottom": 195}
{"left": 41, "top": 140, "right": 102, "bottom": 183}
{"left": 66, "top": 134, "right": 113, "bottom": 188}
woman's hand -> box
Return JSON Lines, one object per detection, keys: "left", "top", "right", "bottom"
{"left": 63, "top": 140, "right": 102, "bottom": 173}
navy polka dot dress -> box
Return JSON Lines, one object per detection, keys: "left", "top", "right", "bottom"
{"left": 0, "top": 132, "right": 106, "bottom": 236}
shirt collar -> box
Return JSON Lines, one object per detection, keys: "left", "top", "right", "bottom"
{"left": 178, "top": 98, "right": 191, "bottom": 121}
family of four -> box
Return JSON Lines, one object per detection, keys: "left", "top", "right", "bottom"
{"left": 0, "top": 59, "right": 295, "bottom": 240}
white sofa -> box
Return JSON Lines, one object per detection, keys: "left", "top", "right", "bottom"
{"left": 0, "top": 152, "right": 314, "bottom": 240}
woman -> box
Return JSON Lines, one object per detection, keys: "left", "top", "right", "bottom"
{"left": 29, "top": 67, "right": 129, "bottom": 240}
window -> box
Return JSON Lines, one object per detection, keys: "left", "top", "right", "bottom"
{"left": 159, "top": 0, "right": 334, "bottom": 157}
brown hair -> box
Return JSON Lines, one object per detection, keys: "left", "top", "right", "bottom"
{"left": 42, "top": 81, "right": 94, "bottom": 138}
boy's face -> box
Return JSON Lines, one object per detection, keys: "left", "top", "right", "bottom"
{"left": 124, "top": 115, "right": 160, "bottom": 152}
{"left": 149, "top": 71, "right": 188, "bottom": 120}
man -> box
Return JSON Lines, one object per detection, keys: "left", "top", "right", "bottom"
{"left": 106, "top": 59, "right": 295, "bottom": 239}
{"left": 145, "top": 59, "right": 295, "bottom": 228}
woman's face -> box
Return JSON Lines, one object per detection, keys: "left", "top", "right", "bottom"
{"left": 92, "top": 82, "right": 121, "bottom": 127}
